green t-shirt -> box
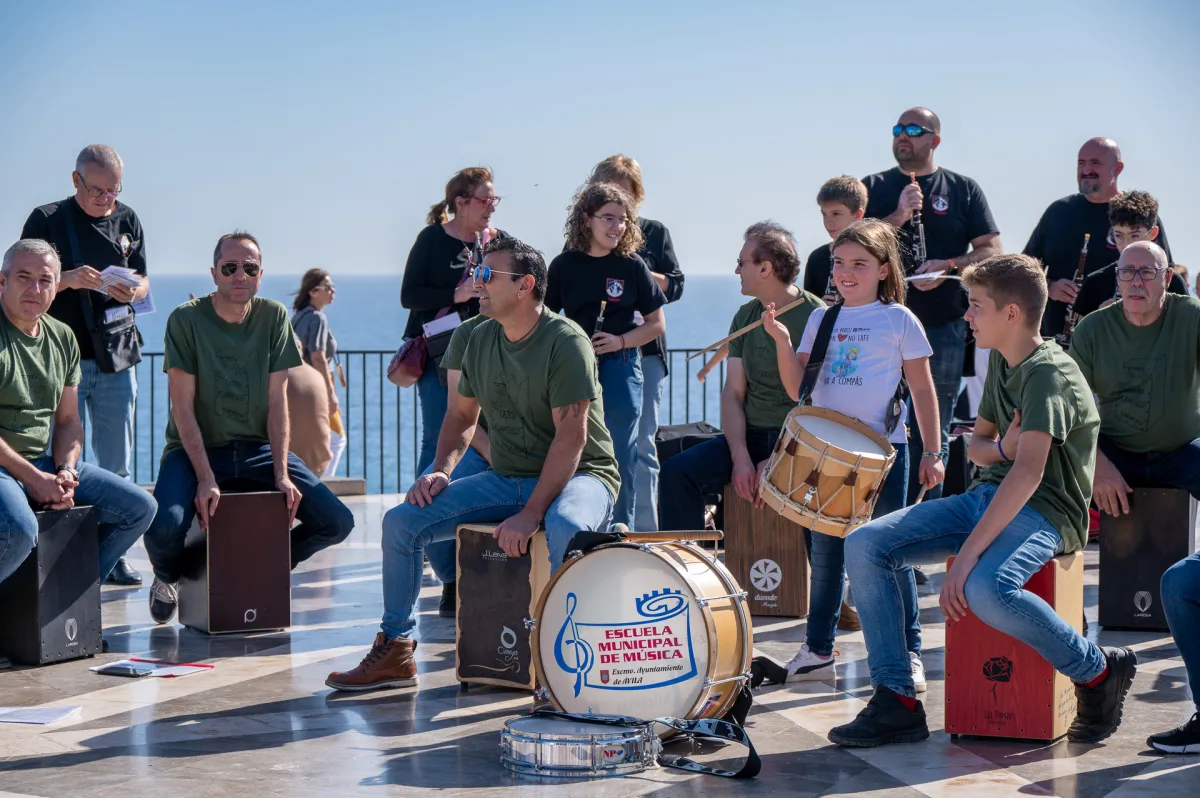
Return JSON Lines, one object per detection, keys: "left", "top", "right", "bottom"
{"left": 976, "top": 342, "right": 1099, "bottom": 553}
{"left": 727, "top": 293, "right": 823, "bottom": 430}
{"left": 0, "top": 311, "right": 80, "bottom": 458}
{"left": 1069, "top": 294, "right": 1200, "bottom": 454}
{"left": 443, "top": 314, "right": 490, "bottom": 432}
{"left": 162, "top": 296, "right": 303, "bottom": 453}
{"left": 457, "top": 307, "right": 620, "bottom": 499}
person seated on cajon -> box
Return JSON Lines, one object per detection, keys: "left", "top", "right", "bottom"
{"left": 1153, "top": 552, "right": 1200, "bottom": 752}
{"left": 143, "top": 231, "right": 354, "bottom": 625}
{"left": 1068, "top": 241, "right": 1200, "bottom": 516}
{"left": 325, "top": 237, "right": 620, "bottom": 692}
{"left": 658, "top": 222, "right": 822, "bottom": 530}
{"left": 831, "top": 254, "right": 1137, "bottom": 748}
{"left": 0, "top": 240, "right": 157, "bottom": 607}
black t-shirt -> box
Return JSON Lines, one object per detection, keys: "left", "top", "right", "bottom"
{"left": 546, "top": 250, "right": 666, "bottom": 339}
{"left": 802, "top": 242, "right": 836, "bottom": 301}
{"left": 1073, "top": 260, "right": 1189, "bottom": 318}
{"left": 399, "top": 224, "right": 508, "bottom": 339}
{"left": 863, "top": 166, "right": 999, "bottom": 326}
{"left": 634, "top": 218, "right": 684, "bottom": 365}
{"left": 21, "top": 198, "right": 147, "bottom": 361}
{"left": 1023, "top": 193, "right": 1174, "bottom": 335}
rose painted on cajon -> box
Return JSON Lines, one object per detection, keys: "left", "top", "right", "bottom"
{"left": 983, "top": 656, "right": 1013, "bottom": 703}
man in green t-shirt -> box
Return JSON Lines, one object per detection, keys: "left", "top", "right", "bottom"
{"left": 0, "top": 240, "right": 157, "bottom": 627}
{"left": 658, "top": 221, "right": 821, "bottom": 531}
{"left": 142, "top": 231, "right": 354, "bottom": 626}
{"left": 833, "top": 254, "right": 1136, "bottom": 749}
{"left": 327, "top": 237, "right": 619, "bottom": 692}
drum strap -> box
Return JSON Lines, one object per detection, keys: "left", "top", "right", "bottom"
{"left": 798, "top": 302, "right": 910, "bottom": 436}
{"left": 531, "top": 710, "right": 762, "bottom": 779}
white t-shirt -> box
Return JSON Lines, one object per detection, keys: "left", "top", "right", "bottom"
{"left": 797, "top": 301, "right": 933, "bottom": 444}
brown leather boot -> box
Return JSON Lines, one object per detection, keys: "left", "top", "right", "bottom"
{"left": 837, "top": 601, "right": 862, "bottom": 632}
{"left": 325, "top": 633, "right": 418, "bottom": 691}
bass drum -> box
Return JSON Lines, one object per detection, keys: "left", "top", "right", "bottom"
{"left": 532, "top": 541, "right": 752, "bottom": 728}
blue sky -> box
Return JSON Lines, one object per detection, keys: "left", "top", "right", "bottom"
{"left": 2, "top": 0, "right": 1197, "bottom": 276}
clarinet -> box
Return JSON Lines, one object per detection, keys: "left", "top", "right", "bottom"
{"left": 909, "top": 172, "right": 927, "bottom": 271}
{"left": 593, "top": 300, "right": 608, "bottom": 337}
{"left": 823, "top": 249, "right": 839, "bottom": 304}
{"left": 1055, "top": 233, "right": 1091, "bottom": 348}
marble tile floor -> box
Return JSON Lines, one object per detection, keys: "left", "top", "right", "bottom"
{"left": 0, "top": 494, "right": 1197, "bottom": 797}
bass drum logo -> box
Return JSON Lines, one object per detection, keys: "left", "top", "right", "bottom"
{"left": 65, "top": 618, "right": 78, "bottom": 642}
{"left": 750, "top": 559, "right": 782, "bottom": 592}
{"left": 1133, "top": 591, "right": 1153, "bottom": 614}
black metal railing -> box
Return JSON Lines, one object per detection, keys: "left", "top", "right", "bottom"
{"left": 86, "top": 349, "right": 727, "bottom": 494}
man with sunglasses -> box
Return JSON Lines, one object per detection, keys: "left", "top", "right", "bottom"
{"left": 863, "top": 108, "right": 1002, "bottom": 507}
{"left": 327, "top": 237, "right": 619, "bottom": 692}
{"left": 141, "top": 231, "right": 355, "bottom": 625}
{"left": 20, "top": 145, "right": 151, "bottom": 587}
{"left": 1025, "top": 138, "right": 1174, "bottom": 341}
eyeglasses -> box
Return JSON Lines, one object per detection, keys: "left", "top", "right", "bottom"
{"left": 472, "top": 266, "right": 523, "bottom": 284}
{"left": 893, "top": 124, "right": 936, "bottom": 138}
{"left": 592, "top": 214, "right": 629, "bottom": 229}
{"left": 218, "top": 261, "right": 262, "bottom": 277}
{"left": 468, "top": 195, "right": 501, "bottom": 211}
{"left": 1116, "top": 265, "right": 1164, "bottom": 282}
{"left": 77, "top": 173, "right": 122, "bottom": 199}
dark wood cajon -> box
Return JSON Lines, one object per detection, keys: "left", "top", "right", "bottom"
{"left": 0, "top": 507, "right": 101, "bottom": 665}
{"left": 945, "top": 552, "right": 1083, "bottom": 741}
{"left": 1100, "top": 488, "right": 1198, "bottom": 631}
{"left": 722, "top": 486, "right": 809, "bottom": 618}
{"left": 178, "top": 491, "right": 291, "bottom": 634}
{"left": 455, "top": 524, "right": 550, "bottom": 690}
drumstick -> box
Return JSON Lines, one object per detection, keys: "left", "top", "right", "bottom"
{"left": 624, "top": 530, "right": 724, "bottom": 542}
{"left": 915, "top": 486, "right": 928, "bottom": 504}
{"left": 686, "top": 295, "right": 813, "bottom": 361}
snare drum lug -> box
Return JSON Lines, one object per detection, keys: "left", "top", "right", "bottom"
{"left": 523, "top": 617, "right": 537, "bottom": 631}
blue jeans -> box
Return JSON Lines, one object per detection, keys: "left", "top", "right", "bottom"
{"left": 0, "top": 455, "right": 157, "bottom": 585}
{"left": 1098, "top": 435, "right": 1200, "bottom": 501}
{"left": 415, "top": 365, "right": 447, "bottom": 476}
{"left": 380, "top": 470, "right": 614, "bottom": 639}
{"left": 598, "top": 350, "right": 643, "bottom": 528}
{"left": 77, "top": 360, "right": 137, "bottom": 479}
{"left": 803, "top": 444, "right": 921, "bottom": 656}
{"left": 144, "top": 443, "right": 355, "bottom": 583}
{"left": 845, "top": 483, "right": 1106, "bottom": 697}
{"left": 421, "top": 445, "right": 491, "bottom": 584}
{"left": 906, "top": 319, "right": 966, "bottom": 504}
{"left": 659, "top": 428, "right": 778, "bottom": 531}
{"left": 634, "top": 353, "right": 667, "bottom": 532}
{"left": 1162, "top": 553, "right": 1200, "bottom": 711}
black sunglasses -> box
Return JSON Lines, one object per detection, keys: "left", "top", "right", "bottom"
{"left": 893, "top": 124, "right": 936, "bottom": 138}
{"left": 218, "top": 261, "right": 261, "bottom": 277}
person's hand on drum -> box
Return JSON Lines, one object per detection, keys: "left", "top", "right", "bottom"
{"left": 731, "top": 454, "right": 758, "bottom": 503}
{"left": 918, "top": 453, "right": 945, "bottom": 491}
{"left": 1093, "top": 454, "right": 1133, "bottom": 517}
{"left": 940, "top": 549, "right": 978, "bottom": 623}
{"left": 407, "top": 471, "right": 449, "bottom": 507}
{"left": 752, "top": 459, "right": 770, "bottom": 507}
{"left": 494, "top": 511, "right": 539, "bottom": 558}
{"left": 760, "top": 303, "right": 791, "bottom": 347}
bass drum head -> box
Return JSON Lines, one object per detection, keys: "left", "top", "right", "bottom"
{"left": 537, "top": 546, "right": 709, "bottom": 720}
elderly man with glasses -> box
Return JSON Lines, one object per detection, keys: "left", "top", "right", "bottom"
{"left": 141, "top": 231, "right": 354, "bottom": 626}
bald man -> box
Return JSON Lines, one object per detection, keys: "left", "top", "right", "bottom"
{"left": 1025, "top": 139, "right": 1174, "bottom": 343}
{"left": 863, "top": 107, "right": 1002, "bottom": 505}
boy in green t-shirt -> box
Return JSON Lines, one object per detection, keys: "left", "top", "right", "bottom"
{"left": 832, "top": 254, "right": 1136, "bottom": 749}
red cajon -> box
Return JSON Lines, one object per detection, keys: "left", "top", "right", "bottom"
{"left": 944, "top": 552, "right": 1083, "bottom": 741}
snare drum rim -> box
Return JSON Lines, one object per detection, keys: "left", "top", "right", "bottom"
{"left": 787, "top": 405, "right": 897, "bottom": 465}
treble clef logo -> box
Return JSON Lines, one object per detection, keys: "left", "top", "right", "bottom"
{"left": 554, "top": 593, "right": 593, "bottom": 697}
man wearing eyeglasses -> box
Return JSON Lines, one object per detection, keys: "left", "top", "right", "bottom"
{"left": 141, "top": 231, "right": 355, "bottom": 626}
{"left": 863, "top": 108, "right": 1002, "bottom": 506}
{"left": 19, "top": 145, "right": 151, "bottom": 587}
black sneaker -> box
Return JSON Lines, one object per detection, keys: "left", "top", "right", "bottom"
{"left": 1147, "top": 713, "right": 1200, "bottom": 755}
{"left": 828, "top": 686, "right": 929, "bottom": 747}
{"left": 105, "top": 557, "right": 143, "bottom": 586}
{"left": 438, "top": 581, "right": 456, "bottom": 619}
{"left": 1068, "top": 646, "right": 1137, "bottom": 743}
{"left": 148, "top": 577, "right": 179, "bottom": 625}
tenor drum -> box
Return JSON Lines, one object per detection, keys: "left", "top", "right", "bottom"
{"left": 500, "top": 715, "right": 660, "bottom": 778}
{"left": 532, "top": 541, "right": 752, "bottom": 731}
{"left": 759, "top": 406, "right": 895, "bottom": 538}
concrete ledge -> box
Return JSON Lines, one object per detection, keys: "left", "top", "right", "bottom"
{"left": 137, "top": 476, "right": 367, "bottom": 497}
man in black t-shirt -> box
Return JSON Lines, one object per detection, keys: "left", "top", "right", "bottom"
{"left": 1024, "top": 138, "right": 1174, "bottom": 339}
{"left": 20, "top": 145, "right": 151, "bottom": 586}
{"left": 864, "top": 107, "right": 1002, "bottom": 503}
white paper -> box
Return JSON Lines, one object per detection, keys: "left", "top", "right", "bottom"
{"left": 131, "top": 290, "right": 155, "bottom": 315}
{"left": 0, "top": 706, "right": 81, "bottom": 725}
{"left": 104, "top": 305, "right": 132, "bottom": 325}
{"left": 423, "top": 313, "right": 463, "bottom": 337}
{"left": 905, "top": 271, "right": 962, "bottom": 283}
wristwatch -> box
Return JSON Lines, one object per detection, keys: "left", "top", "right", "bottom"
{"left": 55, "top": 465, "right": 79, "bottom": 481}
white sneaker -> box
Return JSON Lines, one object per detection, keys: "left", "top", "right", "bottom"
{"left": 910, "top": 651, "right": 927, "bottom": 694}
{"left": 784, "top": 643, "right": 836, "bottom": 683}
{"left": 148, "top": 578, "right": 178, "bottom": 625}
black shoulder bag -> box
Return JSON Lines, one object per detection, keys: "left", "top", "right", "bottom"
{"left": 62, "top": 205, "right": 143, "bottom": 374}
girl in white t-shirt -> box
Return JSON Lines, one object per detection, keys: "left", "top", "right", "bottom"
{"left": 762, "top": 219, "right": 945, "bottom": 686}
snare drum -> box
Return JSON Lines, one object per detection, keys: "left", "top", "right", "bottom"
{"left": 500, "top": 715, "right": 660, "bottom": 778}
{"left": 759, "top": 406, "right": 895, "bottom": 538}
{"left": 532, "top": 541, "right": 752, "bottom": 730}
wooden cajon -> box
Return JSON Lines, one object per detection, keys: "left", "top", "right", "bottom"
{"left": 1100, "top": 488, "right": 1198, "bottom": 631}
{"left": 945, "top": 552, "right": 1083, "bottom": 741}
{"left": 455, "top": 524, "right": 550, "bottom": 690}
{"left": 178, "top": 491, "right": 291, "bottom": 634}
{"left": 0, "top": 508, "right": 101, "bottom": 665}
{"left": 722, "top": 486, "right": 809, "bottom": 618}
